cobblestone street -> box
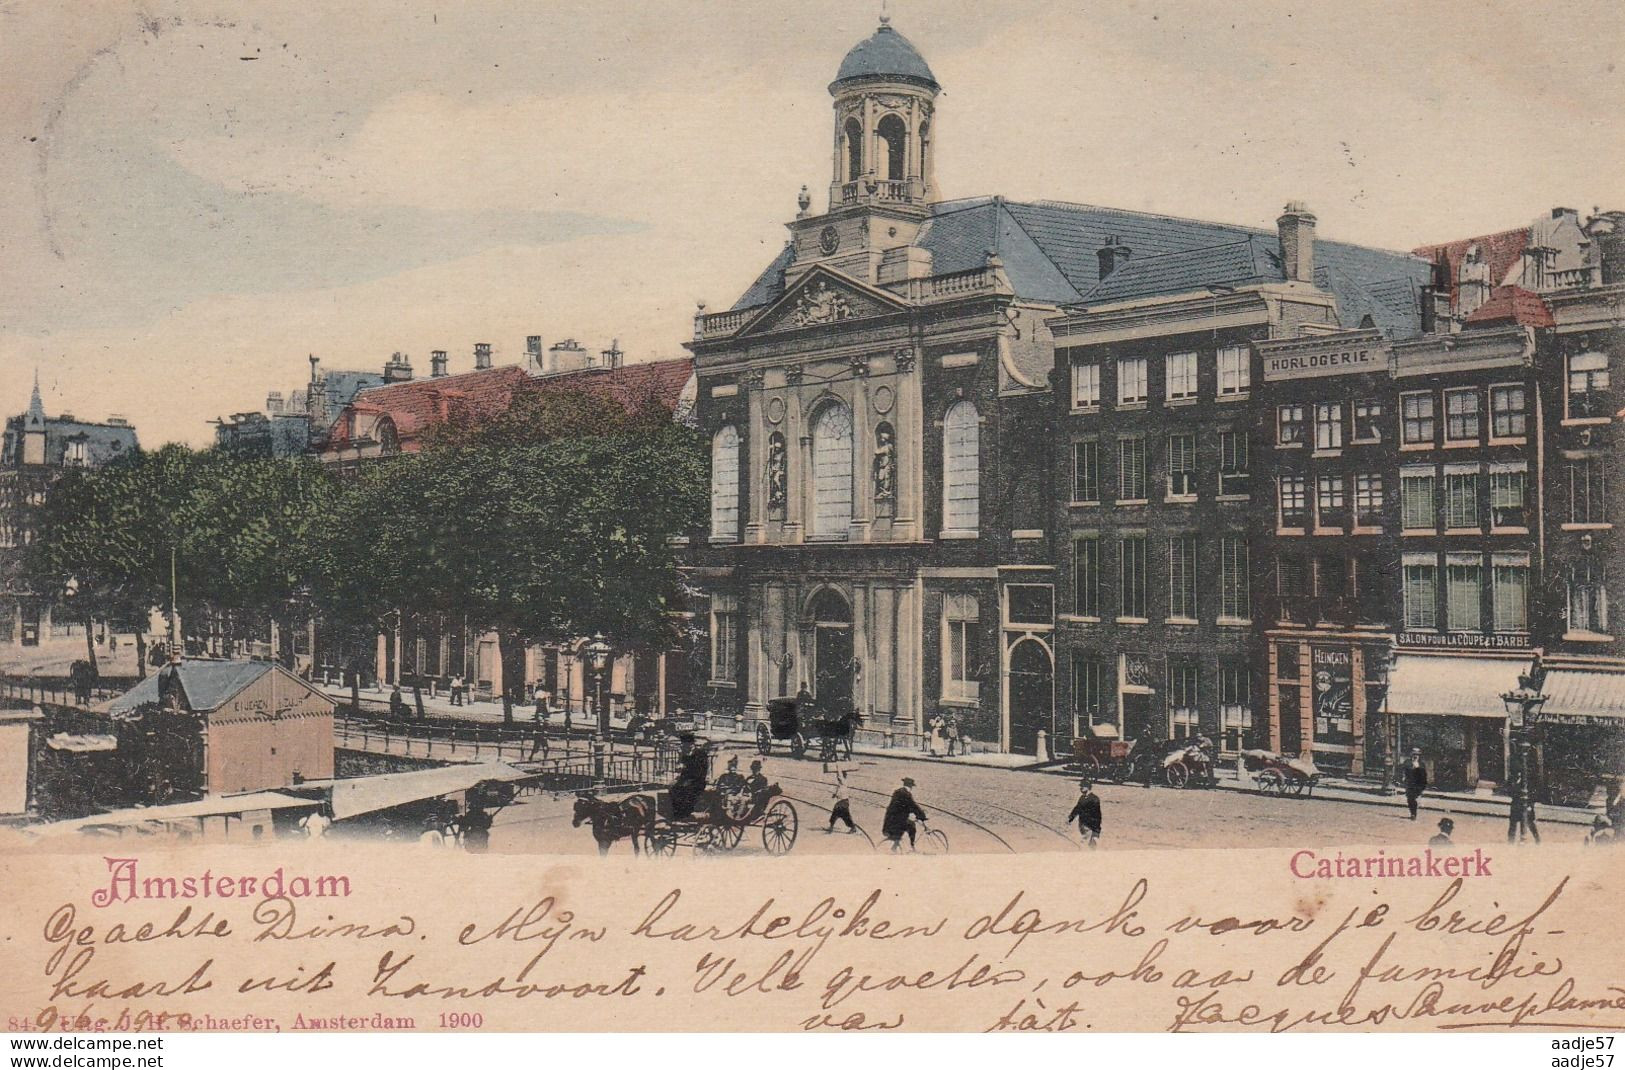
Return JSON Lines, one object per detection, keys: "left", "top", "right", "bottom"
{"left": 485, "top": 744, "right": 1574, "bottom": 857}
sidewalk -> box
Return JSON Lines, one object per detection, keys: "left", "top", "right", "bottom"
{"left": 323, "top": 684, "right": 1602, "bottom": 825}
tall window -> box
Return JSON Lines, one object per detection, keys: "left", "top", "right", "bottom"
{"left": 1168, "top": 662, "right": 1199, "bottom": 737}
{"left": 1567, "top": 352, "right": 1611, "bottom": 418}
{"left": 1219, "top": 536, "right": 1249, "bottom": 620}
{"left": 1167, "top": 433, "right": 1196, "bottom": 498}
{"left": 1314, "top": 402, "right": 1343, "bottom": 450}
{"left": 1219, "top": 430, "right": 1249, "bottom": 496}
{"left": 942, "top": 593, "right": 980, "bottom": 700}
{"left": 1401, "top": 392, "right": 1435, "bottom": 445}
{"left": 1493, "top": 554, "right": 1529, "bottom": 633}
{"left": 1446, "top": 555, "right": 1483, "bottom": 632}
{"left": 1353, "top": 398, "right": 1384, "bottom": 442}
{"left": 1168, "top": 534, "right": 1197, "bottom": 620}
{"left": 1117, "top": 436, "right": 1147, "bottom": 501}
{"left": 1401, "top": 467, "right": 1436, "bottom": 530}
{"left": 1279, "top": 475, "right": 1308, "bottom": 529}
{"left": 710, "top": 425, "right": 741, "bottom": 538}
{"left": 942, "top": 401, "right": 980, "bottom": 534}
{"left": 1218, "top": 346, "right": 1250, "bottom": 396}
{"left": 1120, "top": 535, "right": 1147, "bottom": 619}
{"left": 1117, "top": 357, "right": 1148, "bottom": 405}
{"left": 1568, "top": 559, "right": 1609, "bottom": 634}
{"left": 1073, "top": 440, "right": 1099, "bottom": 502}
{"left": 1567, "top": 456, "right": 1608, "bottom": 524}
{"left": 710, "top": 594, "right": 738, "bottom": 682}
{"left": 1278, "top": 404, "right": 1306, "bottom": 446}
{"left": 1219, "top": 661, "right": 1252, "bottom": 750}
{"left": 1072, "top": 657, "right": 1108, "bottom": 732}
{"left": 1316, "top": 474, "right": 1347, "bottom": 530}
{"left": 1354, "top": 474, "right": 1384, "bottom": 528}
{"left": 1072, "top": 533, "right": 1098, "bottom": 617}
{"left": 1166, "top": 351, "right": 1198, "bottom": 401}
{"left": 811, "top": 403, "right": 853, "bottom": 539}
{"left": 1490, "top": 385, "right": 1527, "bottom": 438}
{"left": 1444, "top": 388, "right": 1480, "bottom": 442}
{"left": 1073, "top": 362, "right": 1100, "bottom": 408}
{"left": 1444, "top": 465, "right": 1480, "bottom": 530}
{"left": 1490, "top": 463, "right": 1527, "bottom": 528}
{"left": 1073, "top": 535, "right": 1100, "bottom": 618}
{"left": 1402, "top": 556, "right": 1438, "bottom": 630}
{"left": 876, "top": 113, "right": 907, "bottom": 182}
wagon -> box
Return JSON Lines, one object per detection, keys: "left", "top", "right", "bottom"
{"left": 642, "top": 784, "right": 800, "bottom": 856}
{"left": 1240, "top": 750, "right": 1321, "bottom": 797}
{"left": 755, "top": 696, "right": 860, "bottom": 762}
{"left": 1071, "top": 726, "right": 1215, "bottom": 789}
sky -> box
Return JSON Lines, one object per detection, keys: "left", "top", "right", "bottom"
{"left": 2, "top": 0, "right": 1622, "bottom": 447}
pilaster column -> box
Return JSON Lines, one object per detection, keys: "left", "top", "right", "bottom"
{"left": 851, "top": 356, "right": 872, "bottom": 540}
{"left": 894, "top": 349, "right": 921, "bottom": 541}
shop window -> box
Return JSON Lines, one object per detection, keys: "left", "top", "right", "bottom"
{"left": 1219, "top": 662, "right": 1252, "bottom": 751}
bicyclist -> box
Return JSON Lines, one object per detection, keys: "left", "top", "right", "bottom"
{"left": 882, "top": 776, "right": 927, "bottom": 851}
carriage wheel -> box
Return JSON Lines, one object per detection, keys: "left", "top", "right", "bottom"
{"left": 760, "top": 799, "right": 798, "bottom": 855}
{"left": 646, "top": 826, "right": 677, "bottom": 857}
{"left": 1256, "top": 769, "right": 1283, "bottom": 795}
{"left": 1078, "top": 755, "right": 1102, "bottom": 780}
{"left": 790, "top": 734, "right": 807, "bottom": 760}
{"left": 693, "top": 824, "right": 719, "bottom": 853}
{"left": 1288, "top": 777, "right": 1307, "bottom": 798}
{"left": 1164, "top": 762, "right": 1190, "bottom": 789}
{"left": 755, "top": 724, "right": 772, "bottom": 756}
{"left": 718, "top": 822, "right": 744, "bottom": 850}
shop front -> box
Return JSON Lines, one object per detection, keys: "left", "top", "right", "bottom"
{"left": 1524, "top": 657, "right": 1625, "bottom": 807}
{"left": 1384, "top": 653, "right": 1522, "bottom": 791}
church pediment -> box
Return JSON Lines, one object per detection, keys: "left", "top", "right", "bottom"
{"left": 737, "top": 269, "right": 907, "bottom": 337}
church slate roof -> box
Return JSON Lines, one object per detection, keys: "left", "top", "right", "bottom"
{"left": 833, "top": 24, "right": 938, "bottom": 89}
{"left": 728, "top": 196, "right": 1432, "bottom": 339}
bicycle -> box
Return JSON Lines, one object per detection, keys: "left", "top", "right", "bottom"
{"left": 885, "top": 820, "right": 949, "bottom": 854}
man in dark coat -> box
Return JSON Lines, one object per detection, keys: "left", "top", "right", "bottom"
{"left": 389, "top": 684, "right": 409, "bottom": 721}
{"left": 670, "top": 733, "right": 709, "bottom": 819}
{"left": 882, "top": 776, "right": 927, "bottom": 850}
{"left": 1403, "top": 748, "right": 1428, "bottom": 819}
{"left": 1067, "top": 780, "right": 1102, "bottom": 847}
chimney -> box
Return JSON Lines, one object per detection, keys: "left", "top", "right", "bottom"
{"left": 430, "top": 349, "right": 449, "bottom": 378}
{"left": 1096, "top": 236, "right": 1131, "bottom": 281}
{"left": 474, "top": 342, "right": 492, "bottom": 370}
{"left": 1277, "top": 201, "right": 1317, "bottom": 283}
{"left": 266, "top": 391, "right": 284, "bottom": 413}
{"left": 525, "top": 335, "right": 544, "bottom": 376}
{"left": 600, "top": 339, "right": 623, "bottom": 370}
{"left": 106, "top": 415, "right": 128, "bottom": 427}
{"left": 383, "top": 351, "right": 414, "bottom": 383}
{"left": 1589, "top": 211, "right": 1625, "bottom": 285}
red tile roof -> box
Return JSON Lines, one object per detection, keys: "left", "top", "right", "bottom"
{"left": 1413, "top": 226, "right": 1529, "bottom": 309}
{"left": 1461, "top": 285, "right": 1554, "bottom": 329}
{"left": 320, "top": 358, "right": 695, "bottom": 455}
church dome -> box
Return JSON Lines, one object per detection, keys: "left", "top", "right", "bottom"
{"left": 831, "top": 21, "right": 938, "bottom": 92}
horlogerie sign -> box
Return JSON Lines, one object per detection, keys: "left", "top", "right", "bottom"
{"left": 1262, "top": 345, "right": 1385, "bottom": 381}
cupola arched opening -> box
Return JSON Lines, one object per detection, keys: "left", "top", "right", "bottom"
{"left": 844, "top": 118, "right": 864, "bottom": 182}
{"left": 876, "top": 113, "right": 908, "bottom": 182}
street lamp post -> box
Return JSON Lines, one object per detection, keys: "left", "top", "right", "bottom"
{"left": 585, "top": 633, "right": 612, "bottom": 779}
{"left": 1500, "top": 675, "right": 1548, "bottom": 844}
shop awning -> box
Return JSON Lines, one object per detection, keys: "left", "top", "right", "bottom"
{"left": 1385, "top": 655, "right": 1524, "bottom": 719}
{"left": 31, "top": 791, "right": 319, "bottom": 837}
{"left": 1529, "top": 667, "right": 1625, "bottom": 726}
{"left": 327, "top": 763, "right": 532, "bottom": 820}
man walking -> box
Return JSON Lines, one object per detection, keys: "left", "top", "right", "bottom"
{"left": 826, "top": 765, "right": 856, "bottom": 833}
{"left": 1403, "top": 748, "right": 1428, "bottom": 820}
{"left": 1067, "top": 780, "right": 1102, "bottom": 847}
{"left": 450, "top": 674, "right": 464, "bottom": 707}
{"left": 882, "top": 776, "right": 927, "bottom": 851}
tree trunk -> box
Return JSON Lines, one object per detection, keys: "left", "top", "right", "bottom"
{"left": 412, "top": 678, "right": 426, "bottom": 720}
{"left": 277, "top": 613, "right": 297, "bottom": 671}
{"left": 498, "top": 631, "right": 526, "bottom": 726}
{"left": 134, "top": 630, "right": 148, "bottom": 681}
{"left": 83, "top": 613, "right": 99, "bottom": 677}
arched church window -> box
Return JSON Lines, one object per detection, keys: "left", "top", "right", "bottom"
{"left": 844, "top": 118, "right": 864, "bottom": 182}
{"left": 942, "top": 401, "right": 980, "bottom": 534}
{"left": 811, "top": 402, "right": 854, "bottom": 539}
{"left": 877, "top": 113, "right": 908, "bottom": 182}
{"left": 710, "top": 425, "right": 741, "bottom": 539}
{"left": 919, "top": 120, "right": 931, "bottom": 182}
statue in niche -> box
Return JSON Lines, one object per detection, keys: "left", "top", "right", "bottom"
{"left": 767, "top": 432, "right": 788, "bottom": 513}
{"left": 872, "top": 422, "right": 897, "bottom": 503}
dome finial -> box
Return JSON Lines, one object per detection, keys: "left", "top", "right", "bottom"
{"left": 879, "top": 0, "right": 890, "bottom": 26}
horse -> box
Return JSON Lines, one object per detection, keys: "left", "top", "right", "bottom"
{"left": 572, "top": 792, "right": 657, "bottom": 856}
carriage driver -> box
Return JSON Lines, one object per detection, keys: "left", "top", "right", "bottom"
{"left": 670, "top": 733, "right": 710, "bottom": 819}
{"left": 745, "top": 759, "right": 770, "bottom": 800}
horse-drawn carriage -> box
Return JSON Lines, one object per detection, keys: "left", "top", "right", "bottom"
{"left": 1239, "top": 750, "right": 1321, "bottom": 797}
{"left": 572, "top": 782, "right": 799, "bottom": 857}
{"left": 1070, "top": 725, "right": 1216, "bottom": 788}
{"left": 756, "top": 696, "right": 861, "bottom": 762}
